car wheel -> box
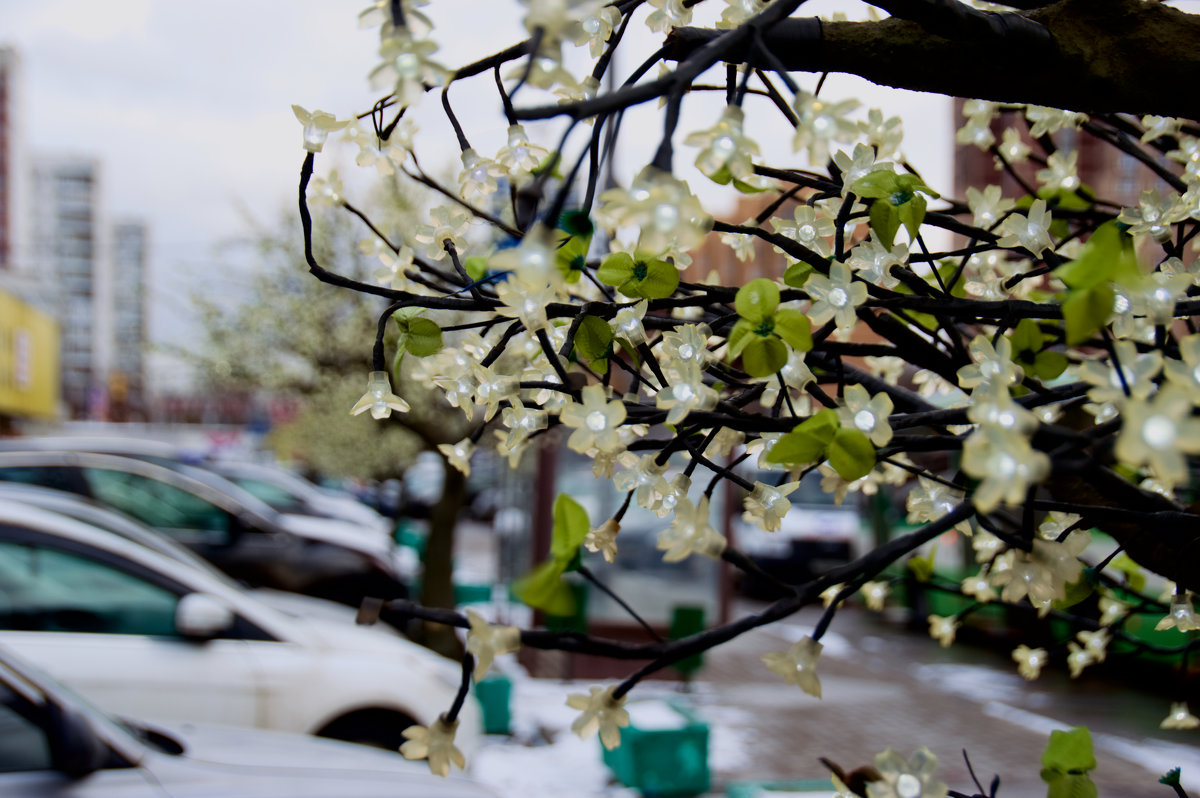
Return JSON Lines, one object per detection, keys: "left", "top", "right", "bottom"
{"left": 316, "top": 709, "right": 419, "bottom": 751}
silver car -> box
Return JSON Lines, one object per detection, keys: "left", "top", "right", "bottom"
{"left": 0, "top": 643, "right": 495, "bottom": 797}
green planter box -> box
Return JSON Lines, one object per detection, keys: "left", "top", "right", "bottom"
{"left": 601, "top": 701, "right": 709, "bottom": 797}
{"left": 473, "top": 674, "right": 512, "bottom": 735}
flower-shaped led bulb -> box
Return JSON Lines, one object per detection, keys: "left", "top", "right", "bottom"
{"left": 465, "top": 609, "right": 521, "bottom": 681}
{"left": 805, "top": 262, "right": 868, "bottom": 332}
{"left": 350, "top": 371, "right": 410, "bottom": 419}
{"left": 437, "top": 438, "right": 475, "bottom": 476}
{"left": 458, "top": 148, "right": 504, "bottom": 200}
{"left": 861, "top": 580, "right": 889, "bottom": 611}
{"left": 400, "top": 716, "right": 465, "bottom": 777}
{"left": 927, "top": 615, "right": 959, "bottom": 648}
{"left": 742, "top": 480, "right": 800, "bottom": 533}
{"left": 684, "top": 105, "right": 765, "bottom": 189}
{"left": 292, "top": 105, "right": 350, "bottom": 153}
{"left": 867, "top": 748, "right": 947, "bottom": 798}
{"left": 1012, "top": 644, "right": 1048, "bottom": 680}
{"left": 658, "top": 495, "right": 726, "bottom": 562}
{"left": 1155, "top": 592, "right": 1199, "bottom": 632}
{"left": 567, "top": 685, "right": 630, "bottom": 750}
{"left": 495, "top": 124, "right": 550, "bottom": 179}
{"left": 837, "top": 384, "right": 895, "bottom": 447}
{"left": 773, "top": 205, "right": 835, "bottom": 258}
{"left": 996, "top": 199, "right": 1054, "bottom": 256}
{"left": 656, "top": 362, "right": 718, "bottom": 425}
{"left": 584, "top": 519, "right": 620, "bottom": 563}
{"left": 561, "top": 384, "right": 627, "bottom": 455}
{"left": 1161, "top": 702, "right": 1200, "bottom": 730}
{"left": 761, "top": 636, "right": 823, "bottom": 697}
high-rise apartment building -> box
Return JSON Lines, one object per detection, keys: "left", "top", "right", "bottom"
{"left": 32, "top": 156, "right": 112, "bottom": 418}
{"left": 0, "top": 47, "right": 29, "bottom": 278}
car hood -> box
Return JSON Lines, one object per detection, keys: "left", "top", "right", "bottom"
{"left": 137, "top": 720, "right": 494, "bottom": 797}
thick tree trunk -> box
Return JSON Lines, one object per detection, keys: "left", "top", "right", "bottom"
{"left": 415, "top": 457, "right": 466, "bottom": 659}
{"left": 663, "top": 0, "right": 1200, "bottom": 119}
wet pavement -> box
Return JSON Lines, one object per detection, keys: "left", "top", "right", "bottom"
{"left": 692, "top": 601, "right": 1196, "bottom": 797}
{"left": 459, "top": 523, "right": 1198, "bottom": 797}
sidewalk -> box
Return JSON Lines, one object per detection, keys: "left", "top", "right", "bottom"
{"left": 471, "top": 602, "right": 1197, "bottom": 798}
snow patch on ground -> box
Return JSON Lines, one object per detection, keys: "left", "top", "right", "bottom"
{"left": 984, "top": 701, "right": 1200, "bottom": 782}
{"left": 914, "top": 663, "right": 1034, "bottom": 705}
{"left": 769, "top": 623, "right": 855, "bottom": 659}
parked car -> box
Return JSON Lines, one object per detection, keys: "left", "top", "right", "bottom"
{"left": 0, "top": 482, "right": 378, "bottom": 628}
{"left": 206, "top": 459, "right": 393, "bottom": 536}
{"left": 0, "top": 450, "right": 410, "bottom": 614}
{"left": 0, "top": 499, "right": 481, "bottom": 752}
{"left": 0, "top": 437, "right": 395, "bottom": 542}
{"left": 0, "top": 643, "right": 495, "bottom": 797}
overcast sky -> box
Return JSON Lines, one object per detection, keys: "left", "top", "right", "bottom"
{"left": 2, "top": 0, "right": 957, "bottom": 389}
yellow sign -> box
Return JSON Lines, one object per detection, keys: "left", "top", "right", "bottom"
{"left": 0, "top": 290, "right": 59, "bottom": 419}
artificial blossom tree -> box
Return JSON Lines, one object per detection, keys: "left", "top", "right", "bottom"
{"left": 293, "top": 0, "right": 1200, "bottom": 793}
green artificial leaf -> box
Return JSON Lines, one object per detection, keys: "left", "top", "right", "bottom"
{"left": 742, "top": 336, "right": 788, "bottom": 377}
{"left": 556, "top": 234, "right": 591, "bottom": 283}
{"left": 405, "top": 317, "right": 443, "bottom": 357}
{"left": 1010, "top": 318, "right": 1045, "bottom": 355}
{"left": 736, "top": 278, "right": 781, "bottom": 322}
{"left": 707, "top": 164, "right": 734, "bottom": 186}
{"left": 869, "top": 200, "right": 901, "bottom": 248}
{"left": 393, "top": 313, "right": 443, "bottom": 357}
{"left": 1109, "top": 554, "right": 1147, "bottom": 594}
{"left": 1054, "top": 221, "right": 1140, "bottom": 290}
{"left": 773, "top": 309, "right": 813, "bottom": 352}
{"left": 1042, "top": 727, "right": 1097, "bottom": 774}
{"left": 897, "top": 192, "right": 927, "bottom": 241}
{"left": 783, "top": 261, "right": 814, "bottom": 289}
{"left": 896, "top": 173, "right": 940, "bottom": 200}
{"left": 1042, "top": 772, "right": 1098, "bottom": 798}
{"left": 1009, "top": 319, "right": 1068, "bottom": 381}
{"left": 512, "top": 560, "right": 577, "bottom": 615}
{"left": 733, "top": 175, "right": 771, "bottom": 194}
{"left": 574, "top": 315, "right": 614, "bottom": 362}
{"left": 766, "top": 409, "right": 840, "bottom": 466}
{"left": 1053, "top": 574, "right": 1096, "bottom": 610}
{"left": 465, "top": 256, "right": 489, "bottom": 282}
{"left": 1034, "top": 351, "right": 1069, "bottom": 381}
{"left": 727, "top": 318, "right": 758, "bottom": 361}
{"left": 851, "top": 169, "right": 900, "bottom": 199}
{"left": 550, "top": 493, "right": 591, "bottom": 561}
{"left": 907, "top": 546, "right": 937, "bottom": 583}
{"left": 1062, "top": 283, "right": 1114, "bottom": 345}
{"left": 596, "top": 251, "right": 635, "bottom": 286}
{"left": 828, "top": 427, "right": 876, "bottom": 481}
{"left": 625, "top": 258, "right": 679, "bottom": 299}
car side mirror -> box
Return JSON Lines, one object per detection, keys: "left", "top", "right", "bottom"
{"left": 175, "top": 592, "right": 234, "bottom": 640}
{"left": 45, "top": 700, "right": 109, "bottom": 778}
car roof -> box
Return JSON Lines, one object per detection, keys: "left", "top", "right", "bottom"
{"left": 0, "top": 450, "right": 281, "bottom": 525}
{"left": 0, "top": 435, "right": 185, "bottom": 460}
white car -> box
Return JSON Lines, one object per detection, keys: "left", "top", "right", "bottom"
{"left": 0, "top": 644, "right": 496, "bottom": 797}
{"left": 0, "top": 500, "right": 481, "bottom": 754}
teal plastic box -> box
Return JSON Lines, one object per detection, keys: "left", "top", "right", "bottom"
{"left": 601, "top": 701, "right": 709, "bottom": 797}
{"left": 473, "top": 674, "right": 512, "bottom": 735}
